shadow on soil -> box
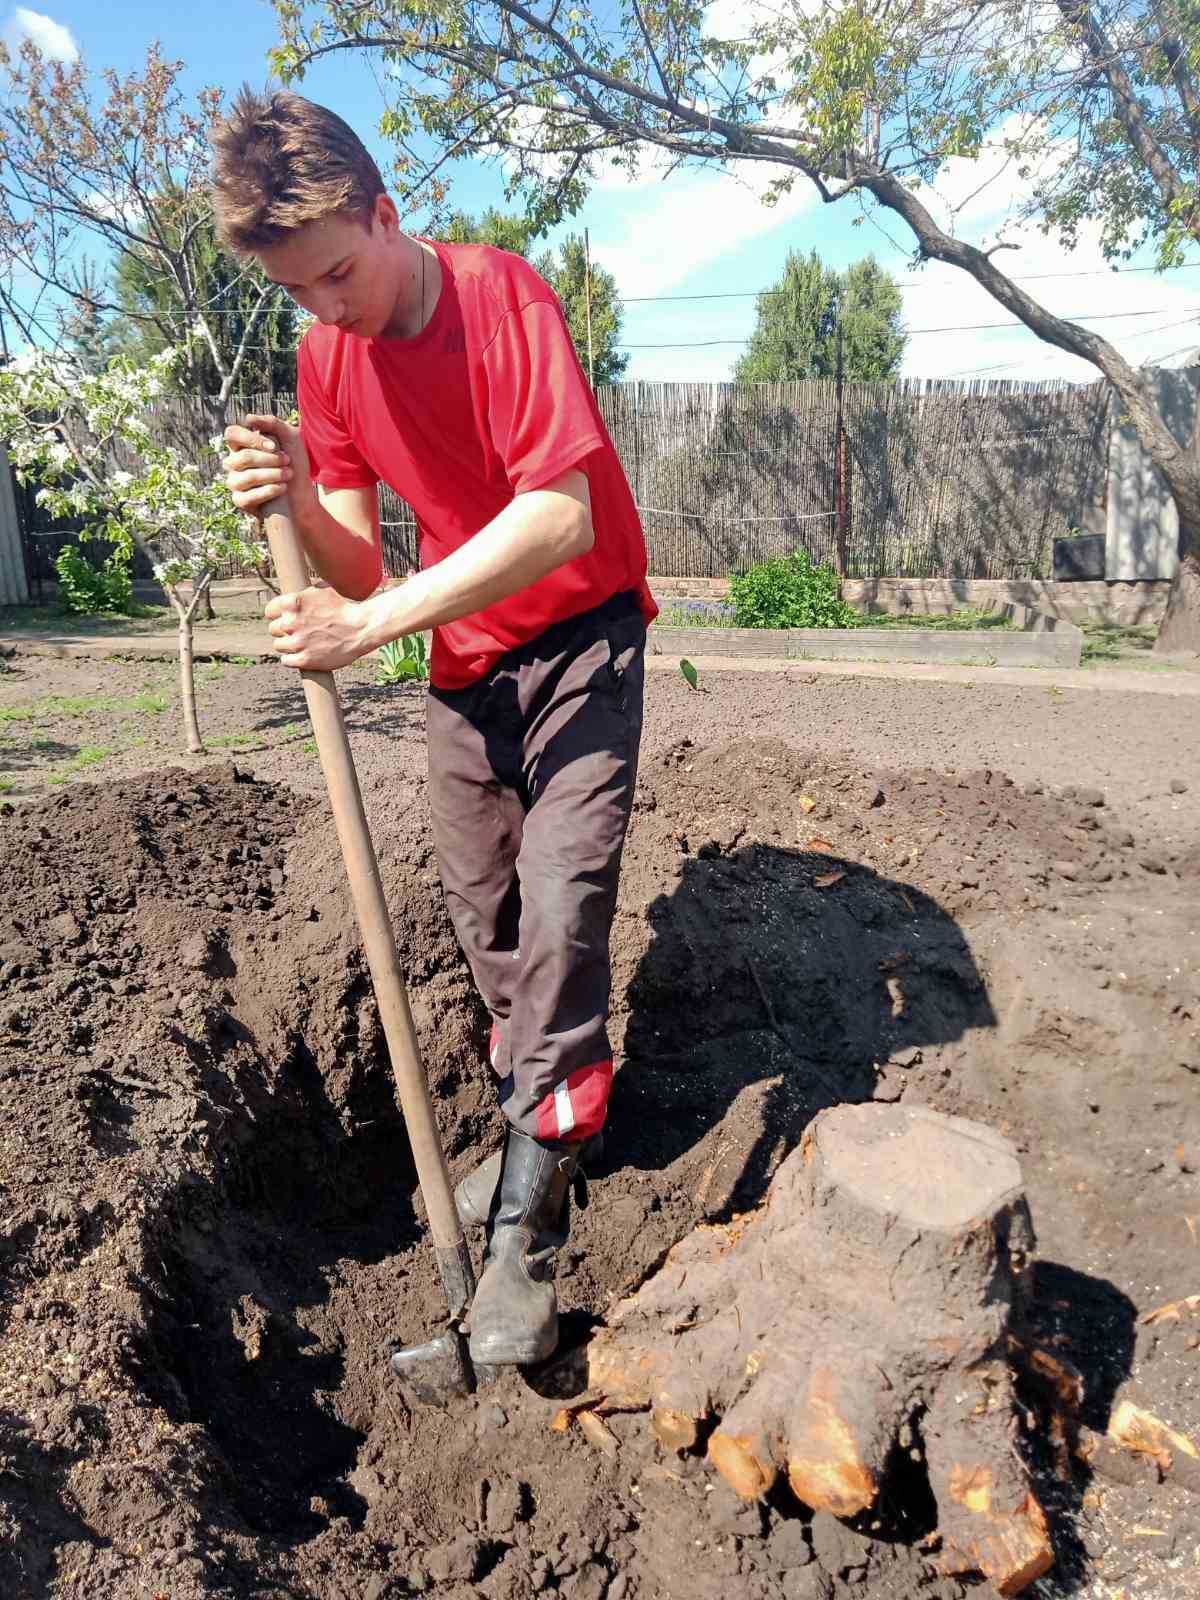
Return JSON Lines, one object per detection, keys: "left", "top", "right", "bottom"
{"left": 586, "top": 843, "right": 1136, "bottom": 1591}
{"left": 0, "top": 1408, "right": 109, "bottom": 1600}
{"left": 248, "top": 677, "right": 427, "bottom": 741}
{"left": 1016, "top": 1261, "right": 1139, "bottom": 1593}
{"left": 609, "top": 842, "right": 994, "bottom": 1213}
{"left": 130, "top": 1031, "right": 421, "bottom": 1547}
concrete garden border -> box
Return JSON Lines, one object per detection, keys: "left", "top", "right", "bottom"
{"left": 650, "top": 602, "right": 1083, "bottom": 669}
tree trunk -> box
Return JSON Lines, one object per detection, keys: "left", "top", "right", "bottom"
{"left": 169, "top": 590, "right": 204, "bottom": 755}
{"left": 587, "top": 1104, "right": 1053, "bottom": 1596}
{"left": 1156, "top": 545, "right": 1200, "bottom": 654}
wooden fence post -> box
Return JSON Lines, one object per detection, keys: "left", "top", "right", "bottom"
{"left": 834, "top": 324, "right": 850, "bottom": 576}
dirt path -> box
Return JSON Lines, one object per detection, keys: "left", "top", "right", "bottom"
{"left": 0, "top": 649, "right": 1197, "bottom": 1600}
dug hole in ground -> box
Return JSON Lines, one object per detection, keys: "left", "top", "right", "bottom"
{"left": 0, "top": 662, "right": 1198, "bottom": 1600}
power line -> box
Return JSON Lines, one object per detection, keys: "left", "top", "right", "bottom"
{"left": 124, "top": 258, "right": 1200, "bottom": 316}
{"left": 617, "top": 303, "right": 1200, "bottom": 349}
{"left": 945, "top": 313, "right": 1200, "bottom": 378}
{"left": 622, "top": 261, "right": 1200, "bottom": 305}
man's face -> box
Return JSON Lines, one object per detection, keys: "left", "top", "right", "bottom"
{"left": 258, "top": 197, "right": 403, "bottom": 338}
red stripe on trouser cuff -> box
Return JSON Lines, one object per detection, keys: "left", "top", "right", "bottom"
{"left": 488, "top": 1023, "right": 501, "bottom": 1072}
{"left": 534, "top": 1060, "right": 613, "bottom": 1142}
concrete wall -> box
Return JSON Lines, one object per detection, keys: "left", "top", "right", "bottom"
{"left": 652, "top": 576, "right": 1170, "bottom": 626}
{"left": 1106, "top": 368, "right": 1195, "bottom": 581}
{"left": 0, "top": 448, "right": 29, "bottom": 606}
{"left": 840, "top": 577, "right": 1169, "bottom": 626}
{"left": 650, "top": 621, "right": 1082, "bottom": 668}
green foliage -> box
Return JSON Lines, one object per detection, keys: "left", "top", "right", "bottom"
{"left": 268, "top": 0, "right": 1200, "bottom": 317}
{"left": 0, "top": 348, "right": 266, "bottom": 602}
{"left": 534, "top": 235, "right": 630, "bottom": 386}
{"left": 62, "top": 745, "right": 113, "bottom": 772}
{"left": 54, "top": 543, "right": 133, "bottom": 616}
{"left": 728, "top": 551, "right": 860, "bottom": 629}
{"left": 679, "top": 658, "right": 699, "bottom": 690}
{"left": 0, "top": 344, "right": 272, "bottom": 754}
{"left": 1079, "top": 620, "right": 1159, "bottom": 662}
{"left": 0, "top": 690, "right": 170, "bottom": 722}
{"left": 377, "top": 633, "right": 429, "bottom": 684}
{"left": 0, "top": 43, "right": 269, "bottom": 399}
{"left": 735, "top": 251, "right": 905, "bottom": 384}
{"left": 865, "top": 607, "right": 1016, "bottom": 630}
{"left": 440, "top": 206, "right": 542, "bottom": 255}
{"left": 435, "top": 210, "right": 628, "bottom": 385}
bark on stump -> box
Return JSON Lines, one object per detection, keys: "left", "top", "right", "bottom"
{"left": 588, "top": 1103, "right": 1052, "bottom": 1595}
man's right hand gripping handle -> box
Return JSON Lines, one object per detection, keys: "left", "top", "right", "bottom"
{"left": 222, "top": 413, "right": 313, "bottom": 515}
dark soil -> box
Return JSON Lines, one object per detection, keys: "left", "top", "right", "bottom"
{"left": 0, "top": 678, "right": 1198, "bottom": 1597}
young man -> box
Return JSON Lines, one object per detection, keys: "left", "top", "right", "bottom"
{"left": 211, "top": 90, "right": 654, "bottom": 1368}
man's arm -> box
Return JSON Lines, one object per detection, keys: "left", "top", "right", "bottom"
{"left": 223, "top": 413, "right": 384, "bottom": 602}
{"left": 263, "top": 468, "right": 593, "bottom": 671}
{"left": 295, "top": 484, "right": 384, "bottom": 602}
{"left": 358, "top": 469, "right": 592, "bottom": 644}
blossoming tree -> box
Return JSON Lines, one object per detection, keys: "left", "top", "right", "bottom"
{"left": 0, "top": 347, "right": 266, "bottom": 753}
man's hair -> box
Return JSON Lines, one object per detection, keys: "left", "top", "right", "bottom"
{"left": 210, "top": 87, "right": 386, "bottom": 253}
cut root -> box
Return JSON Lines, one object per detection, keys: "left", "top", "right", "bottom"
{"left": 586, "top": 1103, "right": 1054, "bottom": 1596}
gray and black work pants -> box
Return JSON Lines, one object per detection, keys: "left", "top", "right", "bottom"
{"left": 425, "top": 592, "right": 646, "bottom": 1143}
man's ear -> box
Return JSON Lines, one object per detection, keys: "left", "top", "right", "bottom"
{"left": 373, "top": 193, "right": 400, "bottom": 234}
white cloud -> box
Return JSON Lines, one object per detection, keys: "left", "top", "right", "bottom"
{"left": 4, "top": 7, "right": 79, "bottom": 61}
{"left": 893, "top": 125, "right": 1200, "bottom": 381}
{"left": 591, "top": 162, "right": 820, "bottom": 302}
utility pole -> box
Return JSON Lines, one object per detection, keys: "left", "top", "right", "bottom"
{"left": 584, "top": 229, "right": 595, "bottom": 389}
{"left": 834, "top": 319, "right": 849, "bottom": 577}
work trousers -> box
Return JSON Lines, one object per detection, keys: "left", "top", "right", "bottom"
{"left": 425, "top": 592, "right": 645, "bottom": 1142}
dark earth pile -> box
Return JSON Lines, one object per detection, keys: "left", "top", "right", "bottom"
{"left": 0, "top": 742, "right": 1196, "bottom": 1599}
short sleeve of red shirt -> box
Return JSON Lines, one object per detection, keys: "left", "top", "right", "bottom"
{"left": 481, "top": 298, "right": 605, "bottom": 493}
{"left": 296, "top": 337, "right": 378, "bottom": 490}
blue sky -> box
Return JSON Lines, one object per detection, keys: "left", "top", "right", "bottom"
{"left": 8, "top": 1, "right": 1200, "bottom": 384}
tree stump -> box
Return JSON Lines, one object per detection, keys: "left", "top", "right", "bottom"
{"left": 588, "top": 1103, "right": 1053, "bottom": 1595}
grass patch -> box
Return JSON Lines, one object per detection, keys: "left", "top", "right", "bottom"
{"left": 0, "top": 602, "right": 170, "bottom": 634}
{"left": 0, "top": 776, "right": 13, "bottom": 793}
{"left": 55, "top": 745, "right": 115, "bottom": 778}
{"left": 275, "top": 721, "right": 308, "bottom": 740}
{"left": 126, "top": 691, "right": 170, "bottom": 714}
{"left": 301, "top": 738, "right": 317, "bottom": 755}
{"left": 207, "top": 731, "right": 265, "bottom": 750}
{"left": 0, "top": 690, "right": 172, "bottom": 724}
{"left": 858, "top": 607, "right": 1017, "bottom": 631}
{"left": 1079, "top": 620, "right": 1158, "bottom": 662}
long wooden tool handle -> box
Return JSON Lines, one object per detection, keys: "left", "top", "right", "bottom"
{"left": 260, "top": 497, "right": 474, "bottom": 1322}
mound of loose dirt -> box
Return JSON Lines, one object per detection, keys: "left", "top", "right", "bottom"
{"left": 1, "top": 743, "right": 1196, "bottom": 1599}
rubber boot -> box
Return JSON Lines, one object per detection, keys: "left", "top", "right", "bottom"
{"left": 455, "top": 1132, "right": 603, "bottom": 1231}
{"left": 467, "top": 1129, "right": 581, "bottom": 1366}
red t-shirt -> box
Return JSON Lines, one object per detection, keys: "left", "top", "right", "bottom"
{"left": 296, "top": 239, "right": 656, "bottom": 689}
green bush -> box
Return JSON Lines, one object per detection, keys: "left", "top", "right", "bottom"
{"left": 377, "top": 633, "right": 429, "bottom": 684}
{"left": 728, "top": 550, "right": 860, "bottom": 629}
{"left": 54, "top": 543, "right": 133, "bottom": 615}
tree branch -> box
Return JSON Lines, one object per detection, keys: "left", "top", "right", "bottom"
{"left": 1058, "top": 0, "right": 1196, "bottom": 232}
{"left": 864, "top": 164, "right": 1187, "bottom": 474}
